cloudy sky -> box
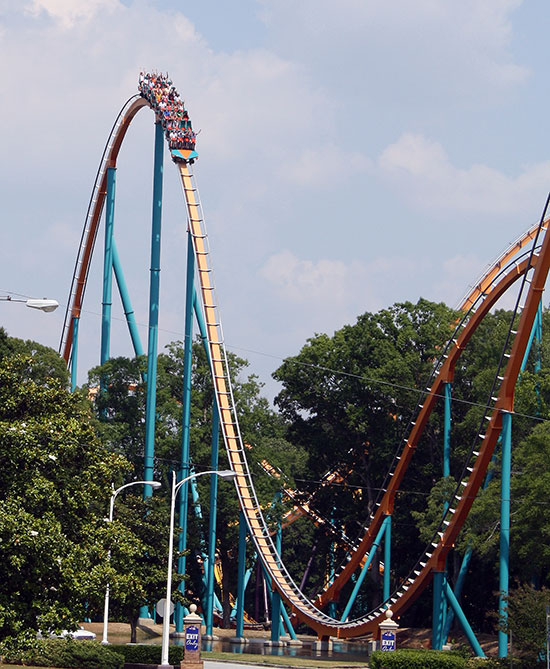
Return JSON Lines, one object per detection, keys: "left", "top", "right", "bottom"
{"left": 1, "top": 0, "right": 549, "bottom": 401}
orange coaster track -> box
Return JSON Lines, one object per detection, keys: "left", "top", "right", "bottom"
{"left": 61, "top": 91, "right": 550, "bottom": 639}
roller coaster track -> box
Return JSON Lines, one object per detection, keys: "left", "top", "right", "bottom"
{"left": 62, "top": 88, "right": 550, "bottom": 639}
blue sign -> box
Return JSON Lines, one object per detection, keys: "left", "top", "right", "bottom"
{"left": 381, "top": 630, "right": 396, "bottom": 652}
{"left": 185, "top": 625, "right": 199, "bottom": 651}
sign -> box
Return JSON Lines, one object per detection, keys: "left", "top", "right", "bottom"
{"left": 155, "top": 598, "right": 174, "bottom": 618}
{"left": 185, "top": 625, "right": 199, "bottom": 652}
{"left": 381, "top": 630, "right": 396, "bottom": 652}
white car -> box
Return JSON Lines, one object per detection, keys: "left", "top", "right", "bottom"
{"left": 38, "top": 627, "right": 97, "bottom": 641}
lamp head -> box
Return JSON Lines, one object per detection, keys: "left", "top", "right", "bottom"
{"left": 26, "top": 298, "right": 59, "bottom": 313}
{"left": 216, "top": 470, "right": 237, "bottom": 480}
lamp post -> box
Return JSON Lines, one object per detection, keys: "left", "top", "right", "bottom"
{"left": 102, "top": 479, "right": 162, "bottom": 645}
{"left": 160, "top": 469, "right": 237, "bottom": 668}
{"left": 0, "top": 296, "right": 59, "bottom": 312}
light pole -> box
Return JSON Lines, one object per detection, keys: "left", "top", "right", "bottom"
{"left": 0, "top": 296, "right": 59, "bottom": 312}
{"left": 102, "top": 479, "right": 162, "bottom": 645}
{"left": 160, "top": 469, "right": 237, "bottom": 668}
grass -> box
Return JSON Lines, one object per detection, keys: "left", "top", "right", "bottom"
{"left": 1, "top": 652, "right": 370, "bottom": 668}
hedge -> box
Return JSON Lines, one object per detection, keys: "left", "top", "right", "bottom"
{"left": 370, "top": 649, "right": 467, "bottom": 668}
{"left": 110, "top": 643, "right": 185, "bottom": 665}
{"left": 370, "top": 650, "right": 539, "bottom": 669}
{"left": 0, "top": 638, "right": 124, "bottom": 669}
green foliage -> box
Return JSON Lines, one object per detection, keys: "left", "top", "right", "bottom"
{"left": 0, "top": 326, "right": 69, "bottom": 386}
{"left": 370, "top": 648, "right": 466, "bottom": 668}
{"left": 0, "top": 351, "right": 130, "bottom": 639}
{"left": 273, "top": 299, "right": 457, "bottom": 608}
{"left": 110, "top": 642, "right": 185, "bottom": 664}
{"left": 0, "top": 638, "right": 123, "bottom": 668}
{"left": 501, "top": 583, "right": 550, "bottom": 658}
{"left": 466, "top": 660, "right": 537, "bottom": 669}
{"left": 412, "top": 476, "right": 457, "bottom": 544}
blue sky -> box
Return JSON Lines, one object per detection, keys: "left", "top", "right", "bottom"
{"left": 1, "top": 0, "right": 550, "bottom": 401}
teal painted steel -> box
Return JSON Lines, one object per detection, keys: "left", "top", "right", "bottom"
{"left": 444, "top": 581, "right": 485, "bottom": 657}
{"left": 143, "top": 122, "right": 164, "bottom": 497}
{"left": 340, "top": 516, "right": 389, "bottom": 621}
{"left": 100, "top": 167, "right": 116, "bottom": 366}
{"left": 443, "top": 441, "right": 500, "bottom": 644}
{"left": 535, "top": 300, "right": 542, "bottom": 373}
{"left": 70, "top": 316, "right": 79, "bottom": 392}
{"left": 383, "top": 514, "right": 391, "bottom": 602}
{"left": 521, "top": 301, "right": 542, "bottom": 372}
{"left": 432, "top": 571, "right": 446, "bottom": 650}
{"left": 235, "top": 511, "right": 247, "bottom": 638}
{"left": 205, "top": 402, "right": 220, "bottom": 637}
{"left": 175, "top": 233, "right": 196, "bottom": 633}
{"left": 270, "top": 492, "right": 283, "bottom": 643}
{"left": 112, "top": 240, "right": 144, "bottom": 357}
{"left": 499, "top": 411, "right": 512, "bottom": 658}
{"left": 71, "top": 316, "right": 80, "bottom": 393}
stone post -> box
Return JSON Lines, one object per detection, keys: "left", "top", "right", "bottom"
{"left": 379, "top": 608, "right": 399, "bottom": 652}
{"left": 181, "top": 604, "right": 203, "bottom": 669}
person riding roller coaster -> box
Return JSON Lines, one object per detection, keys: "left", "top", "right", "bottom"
{"left": 138, "top": 71, "right": 198, "bottom": 159}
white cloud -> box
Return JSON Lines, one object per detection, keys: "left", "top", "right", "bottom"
{"left": 379, "top": 132, "right": 550, "bottom": 216}
{"left": 25, "top": 0, "right": 119, "bottom": 28}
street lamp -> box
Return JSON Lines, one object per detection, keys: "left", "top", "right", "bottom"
{"left": 102, "top": 479, "right": 162, "bottom": 645}
{"left": 0, "top": 296, "right": 59, "bottom": 312}
{"left": 160, "top": 469, "right": 237, "bottom": 668}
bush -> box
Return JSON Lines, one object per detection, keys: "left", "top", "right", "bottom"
{"left": 0, "top": 638, "right": 124, "bottom": 669}
{"left": 465, "top": 660, "right": 541, "bottom": 669}
{"left": 110, "top": 642, "right": 185, "bottom": 665}
{"left": 370, "top": 648, "right": 467, "bottom": 668}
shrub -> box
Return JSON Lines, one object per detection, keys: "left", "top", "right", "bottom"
{"left": 0, "top": 638, "right": 124, "bottom": 669}
{"left": 110, "top": 642, "right": 185, "bottom": 665}
{"left": 370, "top": 648, "right": 467, "bottom": 668}
{"left": 465, "top": 659, "right": 541, "bottom": 669}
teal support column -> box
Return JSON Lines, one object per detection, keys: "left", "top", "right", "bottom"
{"left": 235, "top": 511, "right": 247, "bottom": 639}
{"left": 112, "top": 240, "right": 144, "bottom": 358}
{"left": 232, "top": 568, "right": 252, "bottom": 619}
{"left": 143, "top": 121, "right": 164, "bottom": 498}
{"left": 535, "top": 300, "right": 542, "bottom": 373}
{"left": 175, "top": 233, "right": 196, "bottom": 634}
{"left": 444, "top": 581, "right": 485, "bottom": 657}
{"left": 70, "top": 316, "right": 79, "bottom": 392}
{"left": 100, "top": 166, "right": 116, "bottom": 366}
{"left": 437, "top": 382, "right": 452, "bottom": 642}
{"left": 383, "top": 514, "right": 391, "bottom": 602}
{"left": 432, "top": 570, "right": 446, "bottom": 650}
{"left": 139, "top": 123, "right": 163, "bottom": 621}
{"left": 340, "top": 516, "right": 389, "bottom": 621}
{"left": 271, "top": 492, "right": 283, "bottom": 643}
{"left": 521, "top": 300, "right": 542, "bottom": 373}
{"left": 443, "top": 445, "right": 500, "bottom": 643}
{"left": 205, "top": 402, "right": 220, "bottom": 638}
{"left": 279, "top": 600, "right": 298, "bottom": 641}
{"left": 499, "top": 411, "right": 512, "bottom": 658}
{"left": 259, "top": 562, "right": 296, "bottom": 641}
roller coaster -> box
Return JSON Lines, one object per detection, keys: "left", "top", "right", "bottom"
{"left": 60, "top": 75, "right": 550, "bottom": 652}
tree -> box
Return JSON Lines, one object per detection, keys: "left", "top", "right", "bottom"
{"left": 502, "top": 583, "right": 550, "bottom": 658}
{"left": 272, "top": 299, "right": 457, "bottom": 615}
{"left": 0, "top": 351, "right": 127, "bottom": 639}
{"left": 0, "top": 326, "right": 69, "bottom": 386}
